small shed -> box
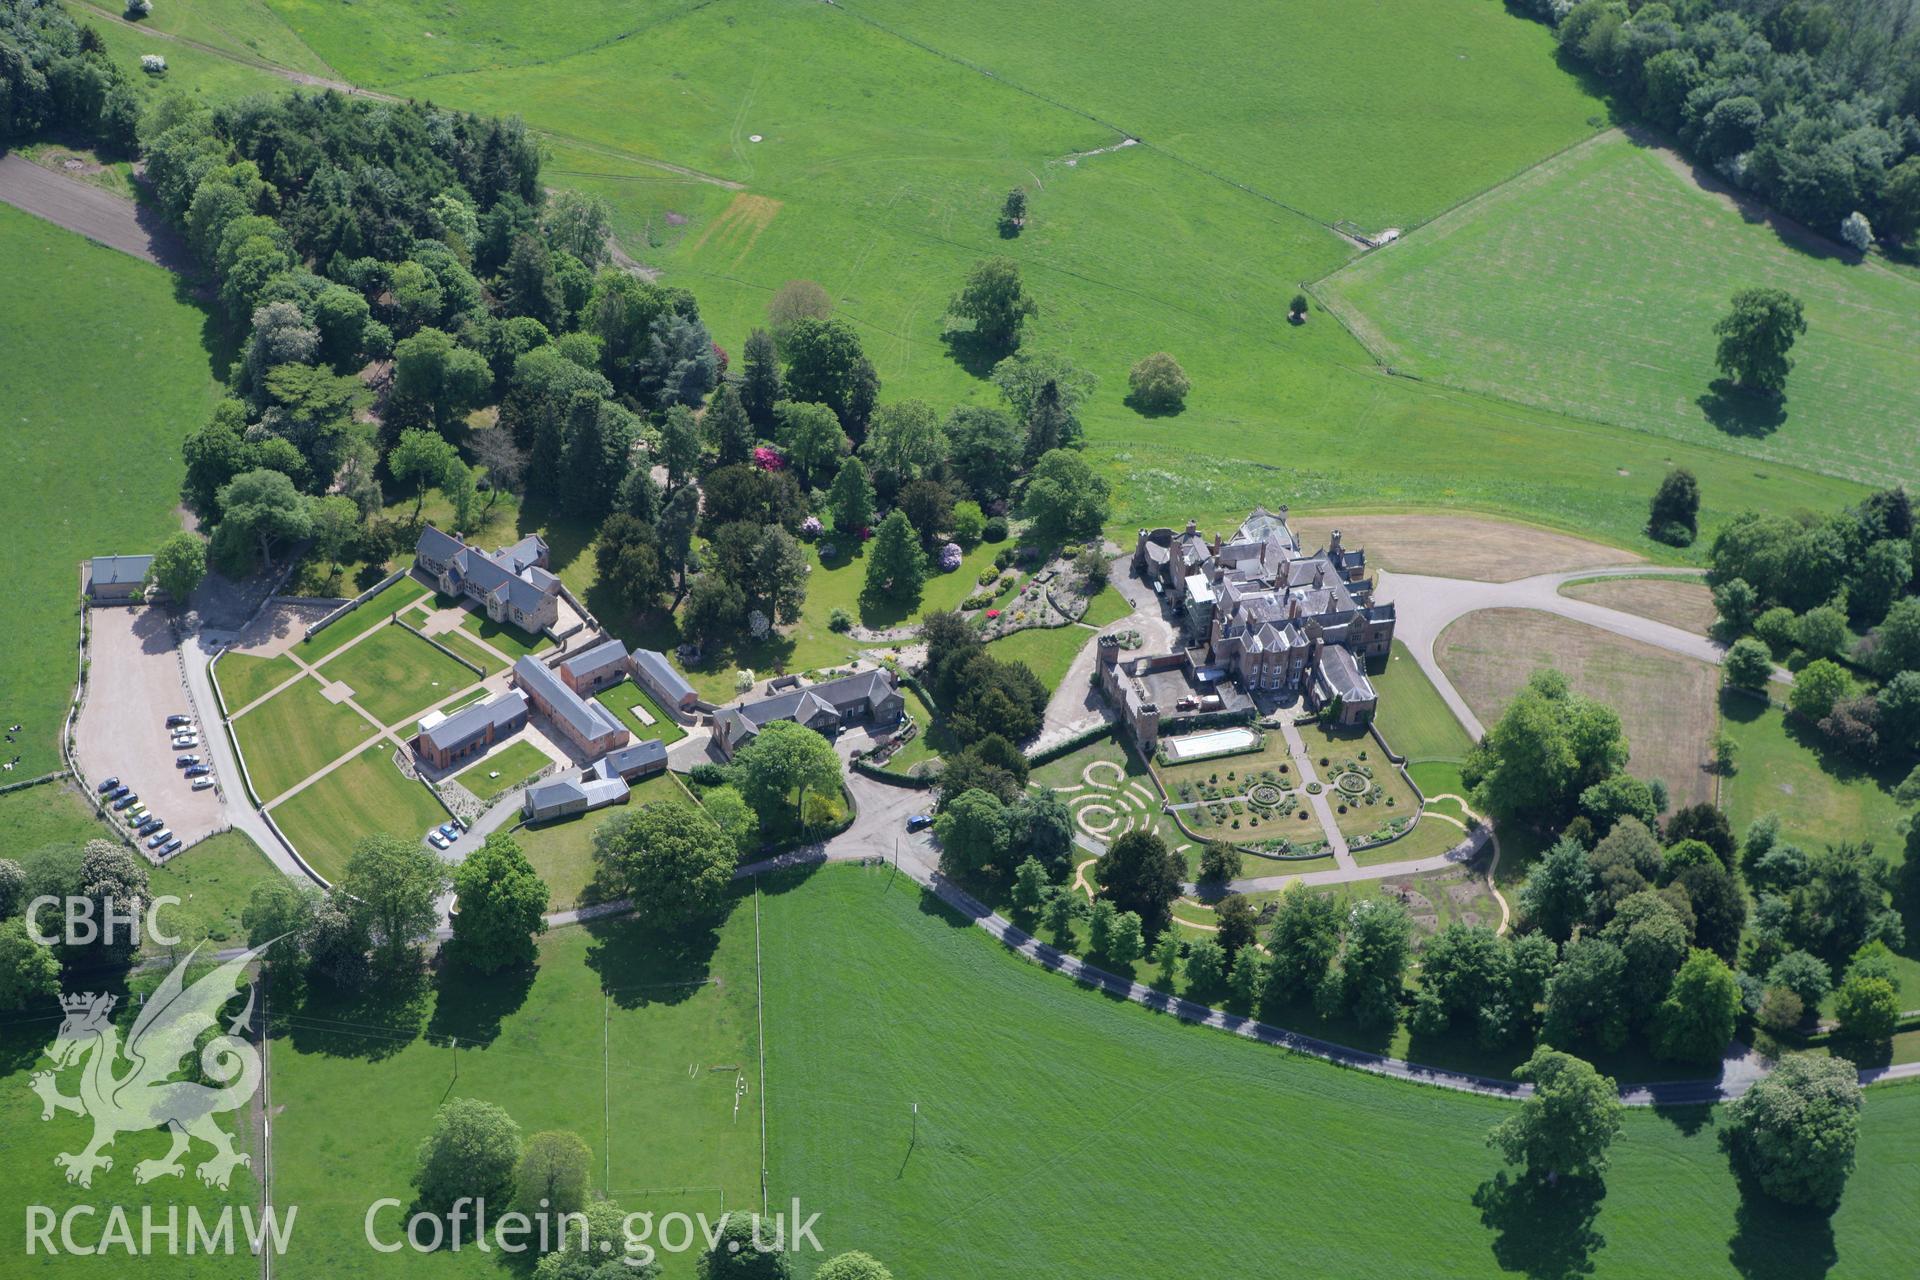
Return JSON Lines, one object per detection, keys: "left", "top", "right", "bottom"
{"left": 86, "top": 555, "right": 154, "bottom": 604}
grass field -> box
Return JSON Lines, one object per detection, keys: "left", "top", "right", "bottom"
{"left": 267, "top": 912, "right": 759, "bottom": 1280}
{"left": 1319, "top": 130, "right": 1920, "bottom": 488}
{"left": 231, "top": 674, "right": 378, "bottom": 801}
{"left": 145, "top": 829, "right": 288, "bottom": 951}
{"left": 268, "top": 742, "right": 447, "bottom": 881}
{"left": 297, "top": 576, "right": 428, "bottom": 662}
{"left": 1561, "top": 574, "right": 1718, "bottom": 637}
{"left": 985, "top": 623, "right": 1093, "bottom": 693}
{"left": 211, "top": 650, "right": 299, "bottom": 712}
{"left": 513, "top": 772, "right": 694, "bottom": 909}
{"left": 0, "top": 206, "right": 223, "bottom": 779}
{"left": 427, "top": 624, "right": 509, "bottom": 676}
{"left": 451, "top": 738, "right": 552, "bottom": 802}
{"left": 761, "top": 865, "right": 1919, "bottom": 1276}
{"left": 593, "top": 682, "right": 687, "bottom": 745}
{"left": 314, "top": 621, "right": 480, "bottom": 727}
{"left": 1439, "top": 609, "right": 1720, "bottom": 809}
{"left": 149, "top": 0, "right": 1860, "bottom": 556}
{"left": 456, "top": 608, "right": 552, "bottom": 661}
{"left": 1371, "top": 641, "right": 1476, "bottom": 764}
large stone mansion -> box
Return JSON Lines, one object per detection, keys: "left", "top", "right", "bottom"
{"left": 1101, "top": 506, "right": 1394, "bottom": 749}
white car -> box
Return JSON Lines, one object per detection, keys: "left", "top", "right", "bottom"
{"left": 191, "top": 778, "right": 214, "bottom": 791}
{"left": 171, "top": 737, "right": 200, "bottom": 749}
{"left": 427, "top": 831, "right": 451, "bottom": 849}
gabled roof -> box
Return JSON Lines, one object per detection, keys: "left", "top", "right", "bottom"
{"left": 600, "top": 738, "right": 667, "bottom": 777}
{"left": 1317, "top": 645, "right": 1376, "bottom": 702}
{"left": 560, "top": 637, "right": 627, "bottom": 681}
{"left": 90, "top": 554, "right": 153, "bottom": 587}
{"left": 416, "top": 525, "right": 463, "bottom": 563}
{"left": 420, "top": 689, "right": 527, "bottom": 754}
{"left": 629, "top": 647, "right": 697, "bottom": 704}
{"left": 718, "top": 669, "right": 899, "bottom": 740}
{"left": 514, "top": 655, "right": 625, "bottom": 743}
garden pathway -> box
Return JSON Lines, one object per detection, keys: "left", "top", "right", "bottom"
{"left": 1275, "top": 718, "right": 1355, "bottom": 870}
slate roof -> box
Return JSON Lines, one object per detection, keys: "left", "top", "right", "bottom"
{"left": 1316, "top": 645, "right": 1376, "bottom": 703}
{"left": 560, "top": 637, "right": 628, "bottom": 683}
{"left": 90, "top": 554, "right": 153, "bottom": 588}
{"left": 716, "top": 669, "right": 898, "bottom": 741}
{"left": 600, "top": 738, "right": 667, "bottom": 778}
{"left": 514, "top": 656, "right": 625, "bottom": 743}
{"left": 629, "top": 647, "right": 697, "bottom": 705}
{"left": 420, "top": 689, "right": 527, "bottom": 755}
{"left": 415, "top": 525, "right": 462, "bottom": 563}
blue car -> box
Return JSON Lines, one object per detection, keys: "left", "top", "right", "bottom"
{"left": 112, "top": 793, "right": 138, "bottom": 811}
{"left": 906, "top": 814, "right": 933, "bottom": 833}
{"left": 97, "top": 776, "right": 120, "bottom": 794}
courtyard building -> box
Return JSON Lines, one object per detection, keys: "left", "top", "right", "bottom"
{"left": 414, "top": 526, "right": 562, "bottom": 635}
{"left": 712, "top": 668, "right": 905, "bottom": 758}
{"left": 85, "top": 554, "right": 153, "bottom": 604}
{"left": 628, "top": 646, "right": 699, "bottom": 715}
{"left": 412, "top": 689, "right": 529, "bottom": 772}
{"left": 512, "top": 654, "right": 629, "bottom": 758}
{"left": 1108, "top": 507, "right": 1392, "bottom": 750}
{"left": 558, "top": 636, "right": 630, "bottom": 696}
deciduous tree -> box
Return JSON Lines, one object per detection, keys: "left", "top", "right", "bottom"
{"left": 414, "top": 1097, "right": 521, "bottom": 1216}
{"left": 592, "top": 801, "right": 740, "bottom": 930}
{"left": 1713, "top": 288, "right": 1806, "bottom": 396}
{"left": 450, "top": 833, "right": 549, "bottom": 973}
{"left": 1722, "top": 1053, "right": 1861, "bottom": 1206}
{"left": 1487, "top": 1047, "right": 1622, "bottom": 1178}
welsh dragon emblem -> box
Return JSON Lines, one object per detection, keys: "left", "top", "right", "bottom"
{"left": 31, "top": 945, "right": 262, "bottom": 1190}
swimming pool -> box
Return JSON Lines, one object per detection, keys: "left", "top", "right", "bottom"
{"left": 1162, "top": 727, "right": 1258, "bottom": 761}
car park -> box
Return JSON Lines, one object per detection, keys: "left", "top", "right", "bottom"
{"left": 97, "top": 776, "right": 120, "bottom": 793}
{"left": 146, "top": 829, "right": 172, "bottom": 849}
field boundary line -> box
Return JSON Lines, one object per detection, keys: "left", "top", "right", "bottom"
{"left": 753, "top": 879, "right": 769, "bottom": 1219}
{"left": 824, "top": 0, "right": 1341, "bottom": 242}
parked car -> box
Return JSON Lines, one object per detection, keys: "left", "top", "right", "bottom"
{"left": 146, "top": 829, "right": 172, "bottom": 849}
{"left": 185, "top": 764, "right": 210, "bottom": 778}
{"left": 436, "top": 821, "right": 462, "bottom": 840}
{"left": 906, "top": 813, "right": 933, "bottom": 832}
{"left": 166, "top": 714, "right": 192, "bottom": 727}
{"left": 107, "top": 785, "right": 129, "bottom": 801}
{"left": 158, "top": 840, "right": 182, "bottom": 857}
{"left": 171, "top": 738, "right": 200, "bottom": 750}
{"left": 427, "top": 831, "right": 451, "bottom": 850}
{"left": 176, "top": 754, "right": 200, "bottom": 767}
{"left": 136, "top": 817, "right": 162, "bottom": 836}
{"left": 191, "top": 778, "right": 214, "bottom": 792}
{"left": 97, "top": 776, "right": 120, "bottom": 793}
{"left": 112, "top": 794, "right": 138, "bottom": 811}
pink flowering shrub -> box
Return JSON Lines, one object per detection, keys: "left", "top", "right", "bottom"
{"left": 752, "top": 445, "right": 786, "bottom": 471}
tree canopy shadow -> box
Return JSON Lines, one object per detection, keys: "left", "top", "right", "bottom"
{"left": 424, "top": 955, "right": 536, "bottom": 1050}
{"left": 1122, "top": 392, "right": 1186, "bottom": 420}
{"left": 1726, "top": 1178, "right": 1838, "bottom": 1280}
{"left": 284, "top": 963, "right": 430, "bottom": 1061}
{"left": 1651, "top": 1100, "right": 1714, "bottom": 1137}
{"left": 1472, "top": 1169, "right": 1608, "bottom": 1279}
{"left": 583, "top": 912, "right": 723, "bottom": 1010}
{"left": 940, "top": 327, "right": 1009, "bottom": 380}
{"left": 1698, "top": 380, "right": 1788, "bottom": 438}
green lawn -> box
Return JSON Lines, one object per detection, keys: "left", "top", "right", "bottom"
{"left": 513, "top": 772, "right": 693, "bottom": 910}
{"left": 986, "top": 623, "right": 1092, "bottom": 693}
{"left": 145, "top": 830, "right": 289, "bottom": 952}
{"left": 456, "top": 608, "right": 553, "bottom": 661}
{"left": 428, "top": 625, "right": 508, "bottom": 676}
{"left": 211, "top": 650, "right": 299, "bottom": 712}
{"left": 296, "top": 575, "right": 428, "bottom": 662}
{"left": 1319, "top": 130, "right": 1920, "bottom": 489}
{"left": 451, "top": 738, "right": 552, "bottom": 802}
{"left": 231, "top": 675, "right": 379, "bottom": 802}
{"left": 0, "top": 780, "right": 108, "bottom": 857}
{"left": 0, "top": 206, "right": 224, "bottom": 779}
{"left": 762, "top": 865, "right": 1920, "bottom": 1276}
{"left": 268, "top": 742, "right": 448, "bottom": 882}
{"left": 593, "top": 682, "right": 688, "bottom": 745}
{"left": 267, "top": 912, "right": 759, "bottom": 1280}
{"left": 1081, "top": 582, "right": 1133, "bottom": 628}
{"left": 878, "top": 685, "right": 951, "bottom": 777}
{"left": 314, "top": 621, "right": 481, "bottom": 727}
{"left": 1372, "top": 641, "right": 1476, "bottom": 763}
